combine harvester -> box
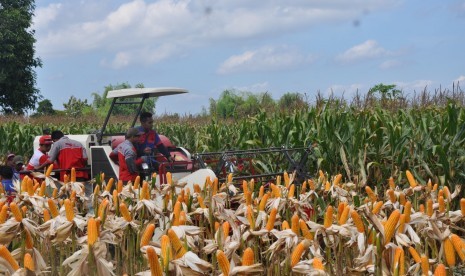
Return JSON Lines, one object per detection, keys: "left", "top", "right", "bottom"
{"left": 33, "top": 87, "right": 314, "bottom": 190}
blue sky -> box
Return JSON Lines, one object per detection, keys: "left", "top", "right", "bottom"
{"left": 33, "top": 0, "right": 465, "bottom": 115}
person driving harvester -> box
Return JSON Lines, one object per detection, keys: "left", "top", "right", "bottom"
{"left": 136, "top": 112, "right": 173, "bottom": 170}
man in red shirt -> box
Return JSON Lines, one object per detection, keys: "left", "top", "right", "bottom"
{"left": 27, "top": 135, "right": 53, "bottom": 171}
{"left": 47, "top": 130, "right": 88, "bottom": 181}
{"left": 136, "top": 112, "right": 172, "bottom": 164}
{"left": 109, "top": 128, "right": 146, "bottom": 183}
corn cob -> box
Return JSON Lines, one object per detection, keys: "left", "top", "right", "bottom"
{"left": 372, "top": 201, "right": 383, "bottom": 215}
{"left": 291, "top": 240, "right": 310, "bottom": 267}
{"left": 265, "top": 208, "right": 277, "bottom": 231}
{"left": 388, "top": 177, "right": 395, "bottom": 189}
{"left": 217, "top": 250, "right": 230, "bottom": 275}
{"left": 421, "top": 255, "right": 429, "bottom": 275}
{"left": 119, "top": 203, "right": 132, "bottom": 222}
{"left": 339, "top": 205, "right": 350, "bottom": 225}
{"left": 27, "top": 178, "right": 34, "bottom": 196}
{"left": 399, "top": 248, "right": 405, "bottom": 276}
{"left": 242, "top": 247, "right": 254, "bottom": 266}
{"left": 258, "top": 193, "right": 269, "bottom": 211}
{"left": 365, "top": 186, "right": 377, "bottom": 202}
{"left": 406, "top": 170, "right": 417, "bottom": 188}
{"left": 25, "top": 229, "right": 34, "bottom": 249}
{"left": 24, "top": 252, "right": 34, "bottom": 271}
{"left": 443, "top": 186, "right": 450, "bottom": 199}
{"left": 117, "top": 179, "right": 123, "bottom": 193}
{"left": 161, "top": 234, "right": 172, "bottom": 269}
{"left": 140, "top": 223, "right": 156, "bottom": 247}
{"left": 324, "top": 181, "right": 331, "bottom": 191}
{"left": 270, "top": 184, "right": 281, "bottom": 198}
{"left": 98, "top": 199, "right": 109, "bottom": 221}
{"left": 258, "top": 185, "right": 264, "bottom": 199}
{"left": 291, "top": 213, "right": 300, "bottom": 235}
{"left": 461, "top": 198, "right": 465, "bottom": 216}
{"left": 281, "top": 220, "right": 290, "bottom": 230}
{"left": 64, "top": 199, "right": 74, "bottom": 222}
{"left": 309, "top": 179, "right": 315, "bottom": 190}
{"left": 0, "top": 245, "right": 19, "bottom": 271}
{"left": 419, "top": 204, "right": 425, "bottom": 213}
{"left": 179, "top": 211, "right": 187, "bottom": 225}
{"left": 337, "top": 202, "right": 346, "bottom": 221}
{"left": 43, "top": 209, "right": 51, "bottom": 222}
{"left": 288, "top": 184, "right": 295, "bottom": 199}
{"left": 387, "top": 189, "right": 396, "bottom": 203}
{"left": 393, "top": 247, "right": 402, "bottom": 274}
{"left": 450, "top": 234, "right": 465, "bottom": 262}
{"left": 45, "top": 164, "right": 54, "bottom": 177}
{"left": 438, "top": 196, "right": 445, "bottom": 213}
{"left": 384, "top": 209, "right": 400, "bottom": 245}
{"left": 426, "top": 199, "right": 433, "bottom": 217}
{"left": 404, "top": 201, "right": 412, "bottom": 223}
{"left": 105, "top": 177, "right": 114, "bottom": 192}
{"left": 245, "top": 191, "right": 252, "bottom": 206}
{"left": 313, "top": 257, "right": 324, "bottom": 271}
{"left": 222, "top": 221, "right": 230, "bottom": 238}
{"left": 87, "top": 218, "right": 98, "bottom": 246}
{"left": 70, "top": 167, "right": 76, "bottom": 182}
{"left": 399, "top": 192, "right": 406, "bottom": 205}
{"left": 246, "top": 205, "right": 255, "bottom": 229}
{"left": 426, "top": 179, "right": 432, "bottom": 191}
{"left": 432, "top": 183, "right": 438, "bottom": 191}
{"left": 168, "top": 228, "right": 187, "bottom": 258}
{"left": 300, "top": 180, "right": 307, "bottom": 194}
{"left": 242, "top": 180, "right": 249, "bottom": 194}
{"left": 444, "top": 237, "right": 456, "bottom": 267}
{"left": 173, "top": 201, "right": 181, "bottom": 226}
{"left": 93, "top": 185, "right": 100, "bottom": 195}
{"left": 318, "top": 170, "right": 325, "bottom": 182}
{"left": 133, "top": 175, "right": 141, "bottom": 189}
{"left": 351, "top": 210, "right": 365, "bottom": 233}
{"left": 48, "top": 198, "right": 59, "bottom": 218}
{"left": 299, "top": 219, "right": 314, "bottom": 240}
{"left": 434, "top": 263, "right": 446, "bottom": 276}
{"left": 212, "top": 177, "right": 218, "bottom": 195}
{"left": 10, "top": 202, "right": 23, "bottom": 222}
{"left": 324, "top": 205, "right": 333, "bottom": 228}
{"left": 215, "top": 221, "right": 220, "bottom": 232}
{"left": 146, "top": 246, "right": 163, "bottom": 276}
{"left": 333, "top": 173, "right": 342, "bottom": 186}
{"left": 408, "top": 246, "right": 421, "bottom": 263}
{"left": 0, "top": 205, "right": 8, "bottom": 223}
{"left": 63, "top": 174, "right": 69, "bottom": 184}
{"left": 197, "top": 196, "right": 206, "bottom": 209}
{"left": 397, "top": 214, "right": 406, "bottom": 234}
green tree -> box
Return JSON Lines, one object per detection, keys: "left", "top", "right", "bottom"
{"left": 0, "top": 0, "right": 42, "bottom": 114}
{"left": 277, "top": 92, "right": 307, "bottom": 111}
{"left": 63, "top": 96, "right": 91, "bottom": 117}
{"left": 34, "top": 99, "right": 55, "bottom": 115}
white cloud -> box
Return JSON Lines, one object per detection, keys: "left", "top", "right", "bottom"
{"left": 217, "top": 46, "right": 314, "bottom": 74}
{"left": 336, "top": 40, "right": 393, "bottom": 63}
{"left": 454, "top": 75, "right": 465, "bottom": 83}
{"left": 235, "top": 82, "right": 270, "bottom": 93}
{"left": 33, "top": 3, "right": 62, "bottom": 29}
{"left": 394, "top": 80, "right": 434, "bottom": 92}
{"left": 325, "top": 83, "right": 365, "bottom": 98}
{"left": 379, "top": 59, "right": 402, "bottom": 70}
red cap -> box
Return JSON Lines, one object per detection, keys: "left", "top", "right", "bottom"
{"left": 39, "top": 135, "right": 53, "bottom": 145}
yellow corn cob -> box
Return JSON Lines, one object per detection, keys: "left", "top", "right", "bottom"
{"left": 48, "top": 198, "right": 59, "bottom": 218}
{"left": 0, "top": 245, "right": 19, "bottom": 271}
{"left": 406, "top": 170, "right": 417, "bottom": 188}
{"left": 339, "top": 205, "right": 350, "bottom": 225}
{"left": 324, "top": 205, "right": 333, "bottom": 228}
{"left": 21, "top": 205, "right": 27, "bottom": 217}
{"left": 421, "top": 255, "right": 429, "bottom": 276}
{"left": 438, "top": 196, "right": 445, "bottom": 213}
{"left": 245, "top": 191, "right": 252, "bottom": 206}
{"left": 296, "top": 180, "right": 306, "bottom": 194}
{"left": 100, "top": 172, "right": 105, "bottom": 181}
{"left": 0, "top": 184, "right": 4, "bottom": 195}
{"left": 105, "top": 177, "right": 114, "bottom": 192}
{"left": 133, "top": 175, "right": 141, "bottom": 189}
{"left": 397, "top": 214, "right": 406, "bottom": 234}
{"left": 281, "top": 220, "right": 290, "bottom": 230}
{"left": 112, "top": 190, "right": 118, "bottom": 208}
{"left": 63, "top": 174, "right": 69, "bottom": 184}
{"left": 444, "top": 237, "right": 456, "bottom": 267}
{"left": 313, "top": 257, "right": 324, "bottom": 271}
{"left": 318, "top": 170, "right": 325, "bottom": 182}
{"left": 70, "top": 167, "right": 76, "bottom": 182}
{"left": 27, "top": 178, "right": 34, "bottom": 196}
{"left": 173, "top": 201, "right": 181, "bottom": 226}
{"left": 450, "top": 234, "right": 465, "bottom": 262}
{"left": 291, "top": 213, "right": 300, "bottom": 235}
{"left": 45, "top": 163, "right": 54, "bottom": 177}
{"left": 426, "top": 198, "right": 433, "bottom": 217}
{"left": 43, "top": 209, "right": 51, "bottom": 222}
{"left": 408, "top": 246, "right": 421, "bottom": 263}
{"left": 168, "top": 228, "right": 187, "bottom": 258}
{"left": 140, "top": 223, "right": 155, "bottom": 247}
{"left": 10, "top": 202, "right": 23, "bottom": 222}
{"left": 257, "top": 185, "right": 264, "bottom": 200}
{"left": 0, "top": 205, "right": 8, "bottom": 223}
{"left": 461, "top": 198, "right": 465, "bottom": 216}
{"left": 387, "top": 189, "right": 396, "bottom": 203}
{"left": 24, "top": 252, "right": 34, "bottom": 271}
{"left": 291, "top": 240, "right": 310, "bottom": 267}
{"left": 197, "top": 196, "right": 206, "bottom": 209}
{"left": 179, "top": 189, "right": 185, "bottom": 203}
{"left": 215, "top": 221, "right": 220, "bottom": 232}
{"left": 365, "top": 186, "right": 377, "bottom": 202}
{"left": 270, "top": 184, "right": 280, "bottom": 198}
{"left": 242, "top": 247, "right": 254, "bottom": 266}
{"left": 384, "top": 209, "right": 400, "bottom": 246}
{"left": 419, "top": 204, "right": 425, "bottom": 213}
{"left": 217, "top": 250, "right": 230, "bottom": 275}
{"left": 140, "top": 181, "right": 149, "bottom": 200}
{"left": 146, "top": 246, "right": 163, "bottom": 276}
{"left": 119, "top": 203, "right": 132, "bottom": 222}
{"left": 25, "top": 229, "right": 34, "bottom": 249}
{"left": 93, "top": 185, "right": 100, "bottom": 195}
{"left": 372, "top": 201, "right": 383, "bottom": 215}
{"left": 20, "top": 177, "right": 27, "bottom": 193}
{"left": 309, "top": 179, "right": 315, "bottom": 190}
{"left": 443, "top": 186, "right": 450, "bottom": 199}
{"left": 393, "top": 247, "right": 402, "bottom": 274}
{"left": 179, "top": 211, "right": 186, "bottom": 225}
{"left": 184, "top": 188, "right": 190, "bottom": 203}
{"left": 212, "top": 177, "right": 219, "bottom": 195}
{"left": 161, "top": 234, "right": 172, "bottom": 269}
{"left": 388, "top": 176, "right": 395, "bottom": 190}
{"left": 404, "top": 201, "right": 412, "bottom": 223}
{"left": 434, "top": 263, "right": 446, "bottom": 276}
{"left": 117, "top": 180, "right": 123, "bottom": 193}
{"left": 426, "top": 179, "right": 432, "bottom": 191}
{"left": 351, "top": 210, "right": 365, "bottom": 233}
{"left": 87, "top": 217, "right": 98, "bottom": 246}
{"left": 337, "top": 202, "right": 346, "bottom": 221}
{"left": 288, "top": 184, "right": 295, "bottom": 199}
{"left": 258, "top": 193, "right": 269, "bottom": 211}
{"left": 64, "top": 199, "right": 74, "bottom": 222}
{"left": 432, "top": 183, "right": 438, "bottom": 191}
{"left": 333, "top": 173, "right": 342, "bottom": 186}
{"left": 246, "top": 205, "right": 255, "bottom": 229}
{"left": 266, "top": 208, "right": 277, "bottom": 231}
{"left": 399, "top": 248, "right": 405, "bottom": 276}
{"left": 242, "top": 180, "right": 249, "bottom": 194}
{"left": 222, "top": 221, "right": 230, "bottom": 238}
{"left": 299, "top": 219, "right": 314, "bottom": 240}
{"left": 52, "top": 188, "right": 58, "bottom": 198}
{"left": 324, "top": 181, "right": 331, "bottom": 191}
{"left": 399, "top": 192, "right": 406, "bottom": 206}
{"left": 283, "top": 171, "right": 290, "bottom": 188}
{"left": 98, "top": 198, "right": 109, "bottom": 220}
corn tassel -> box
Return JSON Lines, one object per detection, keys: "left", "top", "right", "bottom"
{"left": 0, "top": 245, "right": 19, "bottom": 271}
{"left": 146, "top": 246, "right": 163, "bottom": 276}
{"left": 87, "top": 217, "right": 98, "bottom": 246}
{"left": 384, "top": 209, "right": 400, "bottom": 245}
{"left": 168, "top": 228, "right": 187, "bottom": 259}
{"left": 140, "top": 223, "right": 156, "bottom": 247}
{"left": 266, "top": 208, "right": 277, "bottom": 231}
{"left": 10, "top": 202, "right": 23, "bottom": 222}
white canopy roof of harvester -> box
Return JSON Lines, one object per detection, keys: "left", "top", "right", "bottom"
{"left": 106, "top": 87, "right": 188, "bottom": 99}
